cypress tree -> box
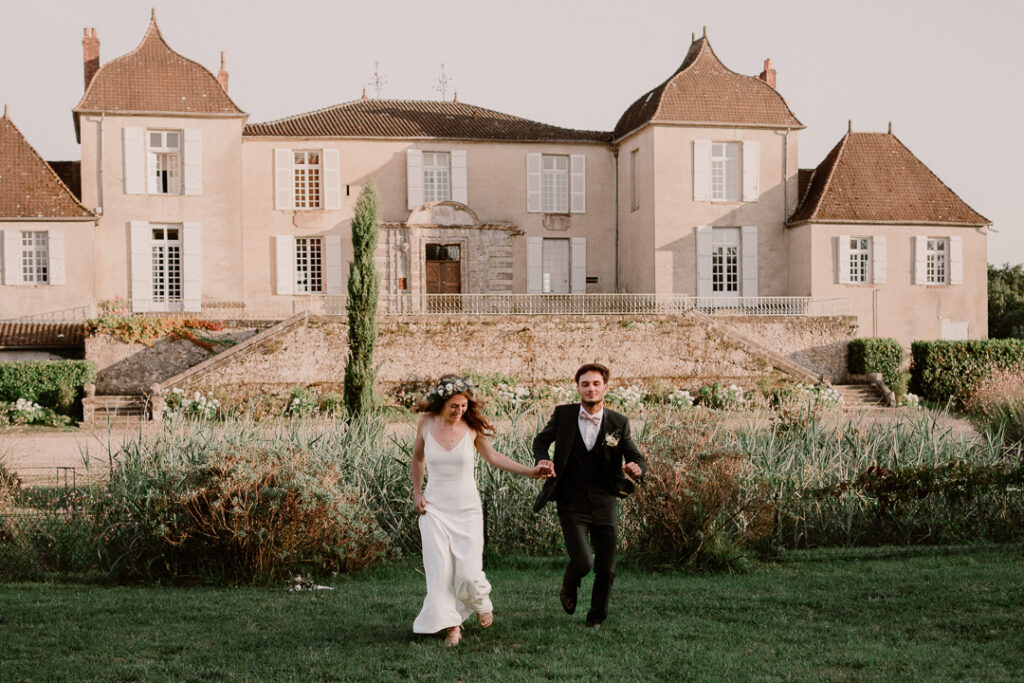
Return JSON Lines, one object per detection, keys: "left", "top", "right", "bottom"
{"left": 344, "top": 180, "right": 381, "bottom": 417}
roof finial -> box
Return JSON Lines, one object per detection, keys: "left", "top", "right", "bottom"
{"left": 888, "top": 121, "right": 893, "bottom": 135}
{"left": 361, "top": 87, "right": 368, "bottom": 100}
{"left": 151, "top": 8, "right": 156, "bottom": 21}
{"left": 3, "top": 104, "right": 7, "bottom": 119}
{"left": 703, "top": 26, "right": 707, "bottom": 39}
{"left": 691, "top": 32, "right": 695, "bottom": 42}
{"left": 848, "top": 119, "right": 852, "bottom": 134}
{"left": 453, "top": 91, "right": 458, "bottom": 103}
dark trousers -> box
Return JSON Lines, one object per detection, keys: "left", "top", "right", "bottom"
{"left": 558, "top": 511, "right": 617, "bottom": 623}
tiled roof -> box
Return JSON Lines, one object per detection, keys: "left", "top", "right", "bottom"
{"left": 789, "top": 130, "right": 989, "bottom": 226}
{"left": 613, "top": 36, "right": 802, "bottom": 140}
{"left": 0, "top": 115, "right": 93, "bottom": 219}
{"left": 74, "top": 17, "right": 243, "bottom": 116}
{"left": 0, "top": 322, "right": 85, "bottom": 349}
{"left": 244, "top": 99, "right": 611, "bottom": 143}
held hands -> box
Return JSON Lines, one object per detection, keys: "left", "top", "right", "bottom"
{"left": 414, "top": 493, "right": 428, "bottom": 515}
{"left": 531, "top": 460, "right": 556, "bottom": 479}
{"left": 623, "top": 462, "right": 642, "bottom": 479}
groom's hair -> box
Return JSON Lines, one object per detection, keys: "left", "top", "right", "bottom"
{"left": 574, "top": 363, "right": 610, "bottom": 384}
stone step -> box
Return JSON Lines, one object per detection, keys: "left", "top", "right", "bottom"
{"left": 832, "top": 383, "right": 889, "bottom": 408}
{"left": 83, "top": 394, "right": 151, "bottom": 425}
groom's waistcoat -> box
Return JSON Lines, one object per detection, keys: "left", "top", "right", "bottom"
{"left": 556, "top": 425, "right": 617, "bottom": 521}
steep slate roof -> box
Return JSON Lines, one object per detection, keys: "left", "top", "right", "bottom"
{"left": 244, "top": 99, "right": 611, "bottom": 143}
{"left": 0, "top": 322, "right": 85, "bottom": 349}
{"left": 0, "top": 114, "right": 93, "bottom": 219}
{"left": 73, "top": 15, "right": 243, "bottom": 117}
{"left": 789, "top": 130, "right": 989, "bottom": 226}
{"left": 613, "top": 35, "right": 802, "bottom": 141}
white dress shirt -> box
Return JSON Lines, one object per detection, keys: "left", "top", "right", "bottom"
{"left": 578, "top": 406, "right": 604, "bottom": 451}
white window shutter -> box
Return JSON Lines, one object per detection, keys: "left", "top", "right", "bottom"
{"left": 183, "top": 128, "right": 203, "bottom": 196}
{"left": 570, "top": 237, "right": 587, "bottom": 293}
{"left": 570, "top": 154, "right": 586, "bottom": 214}
{"left": 872, "top": 235, "right": 887, "bottom": 284}
{"left": 526, "top": 236, "right": 543, "bottom": 293}
{"left": 130, "top": 221, "right": 152, "bottom": 311}
{"left": 526, "top": 153, "right": 542, "bottom": 213}
{"left": 693, "top": 140, "right": 711, "bottom": 202}
{"left": 47, "top": 229, "right": 65, "bottom": 286}
{"left": 2, "top": 230, "right": 22, "bottom": 285}
{"left": 323, "top": 148, "right": 341, "bottom": 211}
{"left": 451, "top": 150, "right": 467, "bottom": 204}
{"left": 913, "top": 236, "right": 927, "bottom": 285}
{"left": 123, "top": 127, "right": 146, "bottom": 195}
{"left": 275, "top": 235, "right": 295, "bottom": 295}
{"left": 406, "top": 149, "right": 423, "bottom": 210}
{"left": 181, "top": 222, "right": 202, "bottom": 312}
{"left": 274, "top": 149, "right": 293, "bottom": 211}
{"left": 742, "top": 140, "right": 759, "bottom": 202}
{"left": 837, "top": 235, "right": 851, "bottom": 284}
{"left": 949, "top": 236, "right": 963, "bottom": 285}
{"left": 324, "top": 234, "right": 343, "bottom": 294}
{"left": 696, "top": 226, "right": 713, "bottom": 297}
{"left": 741, "top": 226, "right": 758, "bottom": 296}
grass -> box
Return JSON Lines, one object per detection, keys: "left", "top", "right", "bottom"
{"left": 2, "top": 545, "right": 1023, "bottom": 682}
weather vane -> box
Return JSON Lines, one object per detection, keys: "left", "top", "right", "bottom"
{"left": 433, "top": 63, "right": 454, "bottom": 101}
{"left": 368, "top": 61, "right": 387, "bottom": 98}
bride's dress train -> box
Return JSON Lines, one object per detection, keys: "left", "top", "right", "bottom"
{"left": 413, "top": 430, "right": 492, "bottom": 634}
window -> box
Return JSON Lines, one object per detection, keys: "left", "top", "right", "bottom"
{"left": 293, "top": 151, "right": 322, "bottom": 209}
{"left": 148, "top": 130, "right": 181, "bottom": 195}
{"left": 541, "top": 155, "right": 569, "bottom": 213}
{"left": 711, "top": 228, "right": 740, "bottom": 295}
{"left": 295, "top": 237, "right": 323, "bottom": 293}
{"left": 422, "top": 152, "right": 451, "bottom": 203}
{"left": 542, "top": 238, "right": 570, "bottom": 293}
{"left": 20, "top": 231, "right": 49, "bottom": 284}
{"left": 711, "top": 142, "right": 740, "bottom": 201}
{"left": 849, "top": 238, "right": 871, "bottom": 283}
{"left": 927, "top": 238, "right": 947, "bottom": 284}
{"left": 630, "top": 148, "right": 639, "bottom": 211}
{"left": 151, "top": 225, "right": 182, "bottom": 304}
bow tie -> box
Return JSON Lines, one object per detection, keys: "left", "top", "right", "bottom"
{"left": 578, "top": 410, "right": 601, "bottom": 426}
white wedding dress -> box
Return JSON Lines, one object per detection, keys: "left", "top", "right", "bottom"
{"left": 413, "top": 429, "right": 493, "bottom": 634}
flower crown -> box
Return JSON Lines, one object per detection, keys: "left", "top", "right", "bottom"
{"left": 425, "top": 376, "right": 476, "bottom": 403}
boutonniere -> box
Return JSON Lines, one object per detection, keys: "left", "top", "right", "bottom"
{"left": 604, "top": 431, "right": 620, "bottom": 448}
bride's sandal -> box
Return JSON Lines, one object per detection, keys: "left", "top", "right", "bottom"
{"left": 476, "top": 612, "right": 493, "bottom": 629}
{"left": 444, "top": 625, "right": 461, "bottom": 646}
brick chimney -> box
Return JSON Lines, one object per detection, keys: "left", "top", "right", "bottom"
{"left": 83, "top": 28, "right": 100, "bottom": 91}
{"left": 217, "top": 51, "right": 229, "bottom": 92}
{"left": 758, "top": 58, "right": 776, "bottom": 89}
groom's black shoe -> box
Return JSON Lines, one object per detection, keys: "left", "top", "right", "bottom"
{"left": 560, "top": 584, "right": 577, "bottom": 615}
{"left": 585, "top": 618, "right": 603, "bottom": 628}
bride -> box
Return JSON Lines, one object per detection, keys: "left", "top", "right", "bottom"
{"left": 411, "top": 375, "right": 552, "bottom": 646}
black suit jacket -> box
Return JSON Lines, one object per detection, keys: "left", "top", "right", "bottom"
{"left": 532, "top": 404, "right": 645, "bottom": 514}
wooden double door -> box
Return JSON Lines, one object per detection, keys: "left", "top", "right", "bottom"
{"left": 425, "top": 243, "right": 461, "bottom": 294}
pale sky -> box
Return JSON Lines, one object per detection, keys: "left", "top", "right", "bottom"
{"left": 2, "top": 0, "right": 1022, "bottom": 265}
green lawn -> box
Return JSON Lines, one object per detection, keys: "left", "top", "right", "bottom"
{"left": 2, "top": 545, "right": 1022, "bottom": 682}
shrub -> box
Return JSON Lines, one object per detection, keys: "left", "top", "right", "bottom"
{"left": 162, "top": 388, "right": 221, "bottom": 420}
{"left": 93, "top": 418, "right": 394, "bottom": 582}
{"left": 286, "top": 387, "right": 318, "bottom": 417}
{"left": 1, "top": 399, "right": 75, "bottom": 427}
{"left": 848, "top": 337, "right": 904, "bottom": 395}
{"left": 696, "top": 382, "right": 746, "bottom": 410}
{"left": 344, "top": 180, "right": 381, "bottom": 417}
{"left": 910, "top": 339, "right": 1024, "bottom": 406}
{"left": 964, "top": 369, "right": 1024, "bottom": 445}
{"left": 623, "top": 414, "right": 773, "bottom": 570}
{"left": 0, "top": 360, "right": 95, "bottom": 415}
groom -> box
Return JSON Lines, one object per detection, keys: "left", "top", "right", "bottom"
{"left": 532, "top": 363, "right": 645, "bottom": 627}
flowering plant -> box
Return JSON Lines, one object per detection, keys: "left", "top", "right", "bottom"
{"left": 425, "top": 376, "right": 475, "bottom": 403}
{"left": 901, "top": 392, "right": 921, "bottom": 408}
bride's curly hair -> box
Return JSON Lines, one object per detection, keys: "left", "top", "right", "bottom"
{"left": 415, "top": 374, "right": 495, "bottom": 436}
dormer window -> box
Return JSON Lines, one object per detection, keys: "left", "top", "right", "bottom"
{"left": 148, "top": 130, "right": 181, "bottom": 195}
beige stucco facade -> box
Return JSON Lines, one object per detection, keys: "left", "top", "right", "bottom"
{"left": 789, "top": 222, "right": 988, "bottom": 344}
{"left": 0, "top": 219, "right": 95, "bottom": 314}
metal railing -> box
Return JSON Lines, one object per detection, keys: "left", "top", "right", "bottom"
{"left": 7, "top": 295, "right": 849, "bottom": 322}
{"left": 0, "top": 304, "right": 96, "bottom": 322}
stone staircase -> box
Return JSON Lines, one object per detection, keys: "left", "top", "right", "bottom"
{"left": 81, "top": 393, "right": 150, "bottom": 426}
{"left": 832, "top": 383, "right": 890, "bottom": 410}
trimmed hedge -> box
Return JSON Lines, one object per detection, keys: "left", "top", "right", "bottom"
{"left": 0, "top": 360, "right": 96, "bottom": 414}
{"left": 848, "top": 337, "right": 904, "bottom": 392}
{"left": 910, "top": 339, "right": 1024, "bottom": 406}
